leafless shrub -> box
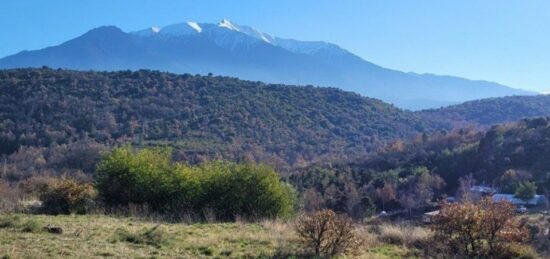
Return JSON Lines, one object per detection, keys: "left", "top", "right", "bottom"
{"left": 432, "top": 198, "right": 531, "bottom": 258}
{"left": 295, "top": 209, "right": 361, "bottom": 257}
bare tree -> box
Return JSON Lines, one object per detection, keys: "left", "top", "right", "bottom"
{"left": 398, "top": 171, "right": 445, "bottom": 217}
{"left": 302, "top": 188, "right": 324, "bottom": 212}
{"left": 457, "top": 174, "right": 479, "bottom": 202}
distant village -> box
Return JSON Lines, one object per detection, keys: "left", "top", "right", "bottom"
{"left": 423, "top": 185, "right": 548, "bottom": 223}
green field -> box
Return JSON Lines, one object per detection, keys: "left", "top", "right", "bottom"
{"left": 0, "top": 214, "right": 410, "bottom": 259}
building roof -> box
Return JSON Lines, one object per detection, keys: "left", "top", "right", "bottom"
{"left": 424, "top": 210, "right": 440, "bottom": 216}
{"left": 492, "top": 194, "right": 546, "bottom": 205}
{"left": 470, "top": 185, "right": 496, "bottom": 193}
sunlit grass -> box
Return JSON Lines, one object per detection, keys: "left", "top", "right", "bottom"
{"left": 0, "top": 214, "right": 414, "bottom": 258}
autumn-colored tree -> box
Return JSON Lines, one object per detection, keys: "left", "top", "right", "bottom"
{"left": 432, "top": 197, "right": 529, "bottom": 258}
{"left": 375, "top": 183, "right": 396, "bottom": 211}
{"left": 295, "top": 209, "right": 361, "bottom": 257}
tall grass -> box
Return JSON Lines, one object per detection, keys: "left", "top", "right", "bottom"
{"left": 377, "top": 223, "right": 432, "bottom": 247}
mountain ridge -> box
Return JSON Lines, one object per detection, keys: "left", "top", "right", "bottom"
{"left": 0, "top": 20, "right": 533, "bottom": 109}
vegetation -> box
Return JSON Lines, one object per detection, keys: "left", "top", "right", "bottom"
{"left": 95, "top": 146, "right": 296, "bottom": 220}
{"left": 0, "top": 67, "right": 434, "bottom": 173}
{"left": 291, "top": 165, "right": 445, "bottom": 219}
{"left": 0, "top": 214, "right": 413, "bottom": 258}
{"left": 376, "top": 223, "right": 431, "bottom": 248}
{"left": 292, "top": 117, "right": 550, "bottom": 215}
{"left": 515, "top": 181, "right": 537, "bottom": 202}
{"left": 421, "top": 95, "right": 550, "bottom": 127}
{"left": 295, "top": 209, "right": 360, "bottom": 257}
{"left": 2, "top": 68, "right": 550, "bottom": 257}
{"left": 39, "top": 177, "right": 96, "bottom": 215}
{"left": 432, "top": 198, "right": 530, "bottom": 258}
{"left": 112, "top": 225, "right": 170, "bottom": 248}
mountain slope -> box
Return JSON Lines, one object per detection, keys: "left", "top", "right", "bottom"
{"left": 419, "top": 95, "right": 550, "bottom": 128}
{"left": 0, "top": 20, "right": 531, "bottom": 109}
{"left": 0, "top": 68, "right": 435, "bottom": 169}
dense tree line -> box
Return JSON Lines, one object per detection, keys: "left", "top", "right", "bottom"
{"left": 0, "top": 67, "right": 434, "bottom": 173}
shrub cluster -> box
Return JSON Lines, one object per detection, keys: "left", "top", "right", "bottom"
{"left": 39, "top": 178, "right": 96, "bottom": 215}
{"left": 95, "top": 146, "right": 296, "bottom": 220}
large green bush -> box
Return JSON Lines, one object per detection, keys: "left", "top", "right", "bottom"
{"left": 195, "top": 162, "right": 296, "bottom": 220}
{"left": 94, "top": 147, "right": 176, "bottom": 210}
{"left": 95, "top": 146, "right": 296, "bottom": 220}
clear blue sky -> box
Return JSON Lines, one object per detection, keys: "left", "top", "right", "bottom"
{"left": 1, "top": 0, "right": 549, "bottom": 92}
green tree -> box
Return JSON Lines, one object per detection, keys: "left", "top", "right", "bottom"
{"left": 514, "top": 181, "right": 537, "bottom": 202}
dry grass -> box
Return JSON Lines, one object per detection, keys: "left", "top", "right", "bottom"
{"left": 0, "top": 213, "right": 416, "bottom": 258}
{"left": 377, "top": 223, "right": 432, "bottom": 247}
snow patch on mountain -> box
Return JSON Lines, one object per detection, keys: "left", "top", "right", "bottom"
{"left": 133, "top": 19, "right": 345, "bottom": 55}
{"left": 218, "top": 19, "right": 240, "bottom": 31}
{"left": 187, "top": 22, "right": 202, "bottom": 33}
{"left": 151, "top": 26, "right": 161, "bottom": 33}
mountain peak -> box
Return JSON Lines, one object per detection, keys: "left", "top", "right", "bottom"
{"left": 88, "top": 26, "right": 124, "bottom": 34}
{"left": 82, "top": 26, "right": 126, "bottom": 38}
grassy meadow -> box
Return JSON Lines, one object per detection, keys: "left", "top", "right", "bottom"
{"left": 0, "top": 214, "right": 412, "bottom": 259}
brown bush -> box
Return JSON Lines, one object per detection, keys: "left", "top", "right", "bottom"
{"left": 39, "top": 177, "right": 96, "bottom": 215}
{"left": 432, "top": 197, "right": 531, "bottom": 258}
{"left": 295, "top": 209, "right": 361, "bottom": 257}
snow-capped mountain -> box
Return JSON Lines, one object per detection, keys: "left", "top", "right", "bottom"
{"left": 0, "top": 19, "right": 532, "bottom": 109}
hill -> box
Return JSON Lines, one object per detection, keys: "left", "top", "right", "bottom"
{"left": 419, "top": 95, "right": 550, "bottom": 128}
{"left": 294, "top": 117, "right": 550, "bottom": 201}
{"left": 0, "top": 68, "right": 434, "bottom": 172}
{"left": 0, "top": 20, "right": 531, "bottom": 109}
{"left": 287, "top": 117, "right": 550, "bottom": 220}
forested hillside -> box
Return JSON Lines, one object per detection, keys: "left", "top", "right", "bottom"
{"left": 291, "top": 117, "right": 550, "bottom": 216}
{"left": 421, "top": 95, "right": 550, "bottom": 128}
{"left": 0, "top": 68, "right": 433, "bottom": 174}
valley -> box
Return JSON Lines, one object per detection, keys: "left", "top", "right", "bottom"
{"left": 2, "top": 4, "right": 550, "bottom": 257}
